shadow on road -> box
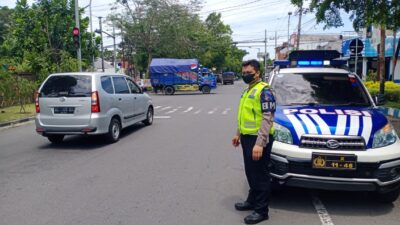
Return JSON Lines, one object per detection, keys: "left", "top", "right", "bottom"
{"left": 268, "top": 187, "right": 394, "bottom": 216}
{"left": 38, "top": 123, "right": 147, "bottom": 150}
{"left": 314, "top": 189, "right": 394, "bottom": 216}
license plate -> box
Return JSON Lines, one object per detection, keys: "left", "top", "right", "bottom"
{"left": 312, "top": 153, "right": 357, "bottom": 170}
{"left": 54, "top": 107, "right": 74, "bottom": 114}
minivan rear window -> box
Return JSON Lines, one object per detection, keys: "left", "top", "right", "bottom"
{"left": 40, "top": 75, "right": 92, "bottom": 97}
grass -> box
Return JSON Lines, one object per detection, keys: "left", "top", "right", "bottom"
{"left": 384, "top": 101, "right": 400, "bottom": 109}
{"left": 0, "top": 104, "right": 35, "bottom": 123}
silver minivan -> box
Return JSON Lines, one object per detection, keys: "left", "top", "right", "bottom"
{"left": 35, "top": 72, "right": 153, "bottom": 143}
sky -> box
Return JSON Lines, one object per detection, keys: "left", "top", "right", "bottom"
{"left": 1, "top": 0, "right": 355, "bottom": 60}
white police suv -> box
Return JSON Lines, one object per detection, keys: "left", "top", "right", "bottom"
{"left": 269, "top": 50, "right": 400, "bottom": 203}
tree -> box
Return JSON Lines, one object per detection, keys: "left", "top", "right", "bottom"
{"left": 309, "top": 0, "right": 399, "bottom": 95}
{"left": 1, "top": 0, "right": 98, "bottom": 77}
{"left": 114, "top": 0, "right": 244, "bottom": 75}
{"left": 0, "top": 6, "right": 13, "bottom": 46}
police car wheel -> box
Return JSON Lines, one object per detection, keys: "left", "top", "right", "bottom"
{"left": 375, "top": 189, "right": 400, "bottom": 203}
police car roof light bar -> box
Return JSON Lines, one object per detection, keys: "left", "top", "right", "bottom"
{"left": 274, "top": 60, "right": 290, "bottom": 66}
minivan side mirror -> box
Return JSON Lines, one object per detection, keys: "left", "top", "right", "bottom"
{"left": 374, "top": 94, "right": 385, "bottom": 106}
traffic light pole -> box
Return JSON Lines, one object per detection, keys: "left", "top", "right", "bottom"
{"left": 74, "top": 0, "right": 82, "bottom": 72}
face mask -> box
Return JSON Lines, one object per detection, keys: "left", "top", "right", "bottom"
{"left": 242, "top": 73, "right": 255, "bottom": 84}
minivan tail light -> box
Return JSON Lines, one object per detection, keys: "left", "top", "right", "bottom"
{"left": 35, "top": 91, "right": 40, "bottom": 113}
{"left": 91, "top": 91, "right": 100, "bottom": 113}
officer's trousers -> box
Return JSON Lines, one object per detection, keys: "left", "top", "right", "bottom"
{"left": 240, "top": 134, "right": 274, "bottom": 215}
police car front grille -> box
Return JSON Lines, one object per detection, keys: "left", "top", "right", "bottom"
{"left": 300, "top": 135, "right": 366, "bottom": 150}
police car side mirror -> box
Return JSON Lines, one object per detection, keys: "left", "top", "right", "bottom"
{"left": 374, "top": 94, "right": 385, "bottom": 106}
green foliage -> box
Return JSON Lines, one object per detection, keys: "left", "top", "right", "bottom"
{"left": 366, "top": 70, "right": 378, "bottom": 81}
{"left": 309, "top": 0, "right": 398, "bottom": 31}
{"left": 0, "top": 0, "right": 100, "bottom": 107}
{"left": 365, "top": 81, "right": 400, "bottom": 102}
{"left": 0, "top": 6, "right": 13, "bottom": 46}
{"left": 114, "top": 0, "right": 245, "bottom": 74}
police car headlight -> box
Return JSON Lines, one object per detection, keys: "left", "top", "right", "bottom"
{"left": 273, "top": 122, "right": 293, "bottom": 144}
{"left": 372, "top": 123, "right": 397, "bottom": 148}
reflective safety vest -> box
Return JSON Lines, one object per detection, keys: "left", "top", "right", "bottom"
{"left": 238, "top": 81, "right": 274, "bottom": 135}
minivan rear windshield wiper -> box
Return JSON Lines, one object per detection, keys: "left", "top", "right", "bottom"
{"left": 68, "top": 92, "right": 91, "bottom": 97}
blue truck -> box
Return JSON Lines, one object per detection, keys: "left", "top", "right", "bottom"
{"left": 149, "top": 58, "right": 217, "bottom": 95}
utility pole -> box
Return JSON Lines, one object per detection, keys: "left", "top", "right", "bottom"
{"left": 74, "top": 0, "right": 82, "bottom": 72}
{"left": 275, "top": 30, "right": 277, "bottom": 59}
{"left": 99, "top": 17, "right": 105, "bottom": 72}
{"left": 296, "top": 4, "right": 303, "bottom": 50}
{"left": 113, "top": 23, "right": 117, "bottom": 73}
{"left": 288, "top": 12, "right": 292, "bottom": 50}
{"left": 89, "top": 0, "right": 94, "bottom": 68}
{"left": 264, "top": 29, "right": 267, "bottom": 74}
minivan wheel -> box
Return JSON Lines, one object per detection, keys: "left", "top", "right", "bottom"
{"left": 164, "top": 86, "right": 175, "bottom": 95}
{"left": 375, "top": 189, "right": 400, "bottom": 203}
{"left": 47, "top": 134, "right": 64, "bottom": 144}
{"left": 106, "top": 118, "right": 121, "bottom": 143}
{"left": 202, "top": 85, "right": 211, "bottom": 94}
{"left": 143, "top": 107, "right": 154, "bottom": 126}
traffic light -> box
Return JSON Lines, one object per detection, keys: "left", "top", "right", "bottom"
{"left": 72, "top": 27, "right": 80, "bottom": 49}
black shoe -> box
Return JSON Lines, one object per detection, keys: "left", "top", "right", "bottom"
{"left": 235, "top": 201, "right": 254, "bottom": 211}
{"left": 244, "top": 212, "right": 269, "bottom": 224}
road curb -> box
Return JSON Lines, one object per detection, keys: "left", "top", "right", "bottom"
{"left": 379, "top": 107, "right": 400, "bottom": 118}
{"left": 0, "top": 116, "right": 35, "bottom": 128}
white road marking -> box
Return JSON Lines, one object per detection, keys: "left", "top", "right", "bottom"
{"left": 160, "top": 106, "right": 171, "bottom": 111}
{"left": 183, "top": 106, "right": 194, "bottom": 113}
{"left": 154, "top": 116, "right": 171, "bottom": 119}
{"left": 166, "top": 108, "right": 178, "bottom": 114}
{"left": 208, "top": 108, "right": 218, "bottom": 114}
{"left": 311, "top": 193, "right": 335, "bottom": 225}
{"left": 154, "top": 106, "right": 162, "bottom": 109}
{"left": 194, "top": 110, "right": 202, "bottom": 114}
{"left": 222, "top": 108, "right": 231, "bottom": 115}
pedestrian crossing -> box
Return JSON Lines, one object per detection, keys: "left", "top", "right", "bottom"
{"left": 154, "top": 105, "right": 234, "bottom": 116}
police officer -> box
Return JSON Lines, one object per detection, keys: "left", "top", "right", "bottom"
{"left": 232, "top": 59, "right": 275, "bottom": 224}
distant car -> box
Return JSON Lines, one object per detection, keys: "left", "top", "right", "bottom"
{"left": 35, "top": 72, "right": 153, "bottom": 144}
{"left": 222, "top": 72, "right": 235, "bottom": 85}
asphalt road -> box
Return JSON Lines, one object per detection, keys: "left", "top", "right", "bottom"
{"left": 0, "top": 81, "right": 399, "bottom": 225}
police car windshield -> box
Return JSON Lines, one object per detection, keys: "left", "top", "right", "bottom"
{"left": 271, "top": 73, "right": 371, "bottom": 106}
